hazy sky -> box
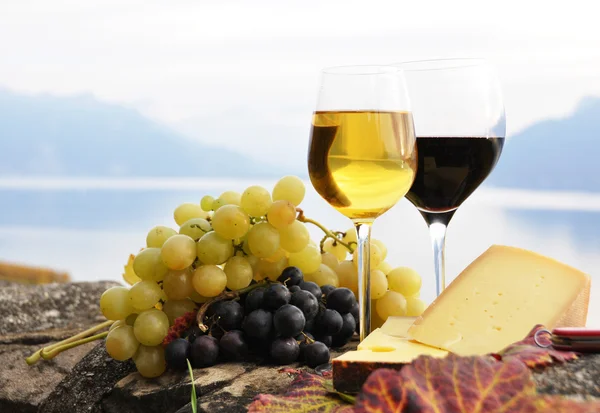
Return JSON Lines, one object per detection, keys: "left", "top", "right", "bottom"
{"left": 1, "top": 0, "right": 599, "bottom": 168}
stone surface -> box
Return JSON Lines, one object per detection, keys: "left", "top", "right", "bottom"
{"left": 1, "top": 281, "right": 599, "bottom": 413}
{"left": 0, "top": 281, "right": 118, "bottom": 413}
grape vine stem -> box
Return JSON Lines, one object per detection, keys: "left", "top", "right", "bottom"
{"left": 296, "top": 209, "right": 355, "bottom": 253}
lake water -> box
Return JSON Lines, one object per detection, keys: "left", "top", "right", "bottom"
{"left": 0, "top": 177, "right": 598, "bottom": 327}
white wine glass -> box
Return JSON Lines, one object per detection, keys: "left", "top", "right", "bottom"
{"left": 307, "top": 65, "right": 417, "bottom": 340}
{"left": 395, "top": 58, "right": 505, "bottom": 297}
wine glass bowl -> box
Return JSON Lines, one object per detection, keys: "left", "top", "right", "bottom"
{"left": 395, "top": 58, "right": 506, "bottom": 296}
{"left": 307, "top": 65, "right": 416, "bottom": 340}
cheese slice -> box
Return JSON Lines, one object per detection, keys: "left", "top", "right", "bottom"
{"left": 409, "top": 245, "right": 591, "bottom": 355}
{"left": 336, "top": 346, "right": 447, "bottom": 363}
{"left": 380, "top": 316, "right": 417, "bottom": 337}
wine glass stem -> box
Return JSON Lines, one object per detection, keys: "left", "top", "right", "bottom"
{"left": 354, "top": 222, "right": 372, "bottom": 342}
{"left": 428, "top": 221, "right": 448, "bottom": 297}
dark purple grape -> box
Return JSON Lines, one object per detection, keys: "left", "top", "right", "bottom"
{"left": 326, "top": 288, "right": 357, "bottom": 314}
{"left": 219, "top": 330, "right": 248, "bottom": 361}
{"left": 273, "top": 304, "right": 305, "bottom": 337}
{"left": 288, "top": 285, "right": 301, "bottom": 293}
{"left": 304, "top": 341, "right": 330, "bottom": 368}
{"left": 299, "top": 281, "right": 322, "bottom": 299}
{"left": 262, "top": 284, "right": 291, "bottom": 311}
{"left": 320, "top": 284, "right": 336, "bottom": 297}
{"left": 245, "top": 288, "right": 265, "bottom": 314}
{"left": 331, "top": 313, "right": 356, "bottom": 348}
{"left": 350, "top": 302, "right": 359, "bottom": 333}
{"left": 242, "top": 309, "right": 273, "bottom": 340}
{"left": 212, "top": 300, "right": 244, "bottom": 330}
{"left": 304, "top": 317, "right": 315, "bottom": 333}
{"left": 289, "top": 290, "right": 319, "bottom": 320}
{"left": 270, "top": 337, "right": 300, "bottom": 364}
{"left": 210, "top": 325, "right": 225, "bottom": 341}
{"left": 185, "top": 325, "right": 204, "bottom": 343}
{"left": 191, "top": 336, "right": 219, "bottom": 368}
{"left": 314, "top": 334, "right": 332, "bottom": 348}
{"left": 296, "top": 332, "right": 314, "bottom": 360}
{"left": 277, "top": 266, "right": 304, "bottom": 286}
{"left": 165, "top": 338, "right": 190, "bottom": 371}
{"left": 317, "top": 309, "right": 343, "bottom": 336}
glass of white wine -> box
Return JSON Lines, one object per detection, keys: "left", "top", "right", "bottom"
{"left": 307, "top": 66, "right": 417, "bottom": 340}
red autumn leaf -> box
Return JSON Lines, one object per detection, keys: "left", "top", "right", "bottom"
{"left": 355, "top": 355, "right": 536, "bottom": 413}
{"left": 248, "top": 371, "right": 354, "bottom": 413}
{"left": 496, "top": 324, "right": 579, "bottom": 368}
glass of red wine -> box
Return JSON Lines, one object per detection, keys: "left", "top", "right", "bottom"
{"left": 395, "top": 58, "right": 506, "bottom": 297}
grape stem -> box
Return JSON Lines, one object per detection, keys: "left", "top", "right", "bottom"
{"left": 296, "top": 209, "right": 355, "bottom": 253}
{"left": 41, "top": 332, "right": 109, "bottom": 360}
{"left": 196, "top": 280, "right": 275, "bottom": 332}
{"left": 25, "top": 319, "right": 114, "bottom": 365}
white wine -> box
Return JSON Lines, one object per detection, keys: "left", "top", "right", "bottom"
{"left": 308, "top": 111, "right": 416, "bottom": 220}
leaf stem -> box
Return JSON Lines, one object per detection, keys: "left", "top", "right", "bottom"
{"left": 296, "top": 209, "right": 354, "bottom": 253}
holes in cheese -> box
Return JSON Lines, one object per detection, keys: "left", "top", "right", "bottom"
{"left": 409, "top": 245, "right": 591, "bottom": 356}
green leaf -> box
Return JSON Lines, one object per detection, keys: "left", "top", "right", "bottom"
{"left": 187, "top": 359, "right": 197, "bottom": 413}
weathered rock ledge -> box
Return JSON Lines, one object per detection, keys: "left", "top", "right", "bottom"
{"left": 1, "top": 281, "right": 598, "bottom": 413}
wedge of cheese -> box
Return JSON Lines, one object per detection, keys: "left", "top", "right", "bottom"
{"left": 380, "top": 316, "right": 417, "bottom": 338}
{"left": 409, "top": 245, "right": 591, "bottom": 356}
{"left": 333, "top": 327, "right": 448, "bottom": 393}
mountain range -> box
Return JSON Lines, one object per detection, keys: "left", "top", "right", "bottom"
{"left": 0, "top": 89, "right": 282, "bottom": 177}
{"left": 488, "top": 96, "right": 600, "bottom": 191}
{"left": 1, "top": 88, "right": 599, "bottom": 192}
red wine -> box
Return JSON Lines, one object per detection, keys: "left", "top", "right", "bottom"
{"left": 406, "top": 137, "right": 504, "bottom": 213}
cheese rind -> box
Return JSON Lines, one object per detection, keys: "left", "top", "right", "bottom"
{"left": 409, "top": 245, "right": 591, "bottom": 355}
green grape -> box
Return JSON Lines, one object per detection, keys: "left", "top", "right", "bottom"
{"left": 179, "top": 218, "right": 211, "bottom": 241}
{"left": 335, "top": 260, "right": 358, "bottom": 295}
{"left": 342, "top": 228, "right": 357, "bottom": 246}
{"left": 387, "top": 267, "right": 422, "bottom": 297}
{"left": 278, "top": 220, "right": 309, "bottom": 253}
{"left": 241, "top": 185, "right": 272, "bottom": 217}
{"left": 406, "top": 297, "right": 427, "bottom": 317}
{"left": 224, "top": 256, "right": 253, "bottom": 290}
{"left": 133, "top": 345, "right": 166, "bottom": 378}
{"left": 174, "top": 203, "right": 209, "bottom": 226}
{"left": 100, "top": 286, "right": 134, "bottom": 321}
{"left": 162, "top": 298, "right": 197, "bottom": 325}
{"left": 254, "top": 257, "right": 288, "bottom": 281}
{"left": 266, "top": 200, "right": 296, "bottom": 229}
{"left": 189, "top": 290, "right": 210, "bottom": 304}
{"left": 307, "top": 263, "right": 339, "bottom": 287}
{"left": 272, "top": 175, "right": 305, "bottom": 206}
{"left": 377, "top": 261, "right": 393, "bottom": 275}
{"left": 320, "top": 252, "right": 339, "bottom": 271}
{"left": 200, "top": 195, "right": 215, "bottom": 211}
{"left": 212, "top": 205, "right": 250, "bottom": 240}
{"left": 109, "top": 319, "right": 126, "bottom": 332}
{"left": 133, "top": 248, "right": 169, "bottom": 282}
{"left": 162, "top": 269, "right": 194, "bottom": 300}
{"left": 323, "top": 237, "right": 349, "bottom": 261}
{"left": 133, "top": 309, "right": 170, "bottom": 346}
{"left": 212, "top": 191, "right": 241, "bottom": 211}
{"left": 126, "top": 313, "right": 138, "bottom": 326}
{"left": 196, "top": 231, "right": 234, "bottom": 265}
{"left": 371, "top": 239, "right": 388, "bottom": 261}
{"left": 247, "top": 222, "right": 280, "bottom": 258}
{"left": 146, "top": 226, "right": 177, "bottom": 248}
{"left": 161, "top": 234, "right": 197, "bottom": 270}
{"left": 376, "top": 290, "right": 407, "bottom": 320}
{"left": 370, "top": 269, "right": 388, "bottom": 299}
{"left": 129, "top": 280, "right": 163, "bottom": 311}
{"left": 352, "top": 243, "right": 383, "bottom": 270}
{"left": 264, "top": 247, "right": 287, "bottom": 263}
{"left": 192, "top": 265, "right": 227, "bottom": 297}
{"left": 106, "top": 325, "right": 140, "bottom": 361}
{"left": 288, "top": 244, "right": 321, "bottom": 274}
{"left": 242, "top": 238, "right": 253, "bottom": 256}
